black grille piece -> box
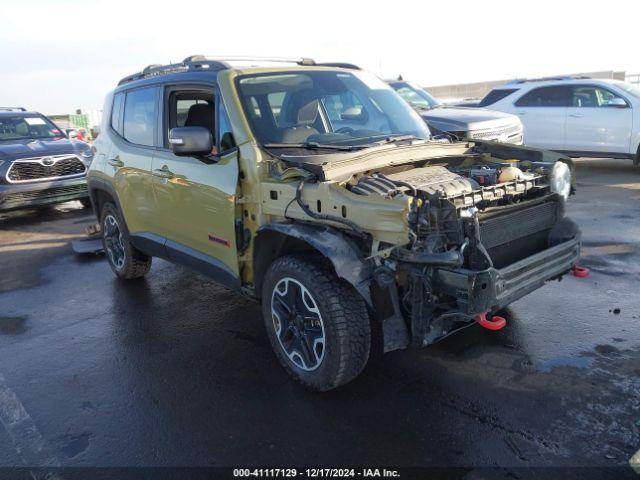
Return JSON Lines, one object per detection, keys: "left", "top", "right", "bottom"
{"left": 2, "top": 184, "right": 88, "bottom": 204}
{"left": 7, "top": 157, "right": 86, "bottom": 182}
{"left": 479, "top": 200, "right": 558, "bottom": 250}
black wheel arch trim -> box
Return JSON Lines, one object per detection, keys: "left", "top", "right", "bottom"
{"left": 254, "top": 223, "right": 374, "bottom": 306}
{"left": 87, "top": 177, "right": 123, "bottom": 221}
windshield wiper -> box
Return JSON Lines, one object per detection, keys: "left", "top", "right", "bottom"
{"left": 370, "top": 134, "right": 423, "bottom": 146}
{"left": 263, "top": 142, "right": 361, "bottom": 151}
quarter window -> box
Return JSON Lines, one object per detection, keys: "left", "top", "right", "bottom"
{"left": 515, "top": 86, "right": 569, "bottom": 107}
{"left": 123, "top": 87, "right": 157, "bottom": 146}
{"left": 478, "top": 88, "right": 518, "bottom": 107}
{"left": 110, "top": 93, "right": 125, "bottom": 135}
{"left": 217, "top": 98, "right": 235, "bottom": 152}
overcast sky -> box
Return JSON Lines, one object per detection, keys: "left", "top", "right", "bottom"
{"left": 1, "top": 0, "right": 638, "bottom": 114}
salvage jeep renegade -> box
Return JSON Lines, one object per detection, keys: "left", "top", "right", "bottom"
{"left": 88, "top": 56, "right": 581, "bottom": 391}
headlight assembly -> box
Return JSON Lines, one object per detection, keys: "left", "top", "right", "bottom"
{"left": 550, "top": 161, "right": 571, "bottom": 200}
{"left": 81, "top": 148, "right": 94, "bottom": 165}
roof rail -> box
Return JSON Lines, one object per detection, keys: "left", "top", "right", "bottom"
{"left": 118, "top": 56, "right": 231, "bottom": 86}
{"left": 508, "top": 75, "right": 591, "bottom": 84}
{"left": 117, "top": 55, "right": 319, "bottom": 86}
{"left": 315, "top": 62, "right": 361, "bottom": 70}
{"left": 193, "top": 55, "right": 316, "bottom": 66}
{"left": 0, "top": 107, "right": 27, "bottom": 112}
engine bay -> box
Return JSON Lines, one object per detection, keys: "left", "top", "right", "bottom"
{"left": 348, "top": 159, "right": 573, "bottom": 348}
{"left": 347, "top": 159, "right": 555, "bottom": 205}
{"left": 343, "top": 157, "right": 566, "bottom": 274}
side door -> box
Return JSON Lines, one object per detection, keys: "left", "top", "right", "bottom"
{"left": 564, "top": 85, "right": 633, "bottom": 154}
{"left": 151, "top": 84, "right": 240, "bottom": 286}
{"left": 109, "top": 86, "right": 160, "bottom": 235}
{"left": 513, "top": 85, "right": 569, "bottom": 150}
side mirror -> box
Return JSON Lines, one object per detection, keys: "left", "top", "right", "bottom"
{"left": 340, "top": 106, "right": 367, "bottom": 123}
{"left": 606, "top": 97, "right": 628, "bottom": 108}
{"left": 66, "top": 128, "right": 78, "bottom": 139}
{"left": 169, "top": 127, "right": 213, "bottom": 155}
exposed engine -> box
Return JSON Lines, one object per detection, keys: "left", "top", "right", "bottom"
{"left": 348, "top": 161, "right": 558, "bottom": 268}
{"left": 348, "top": 162, "right": 552, "bottom": 202}
{"left": 350, "top": 166, "right": 476, "bottom": 198}
{"left": 347, "top": 160, "right": 575, "bottom": 348}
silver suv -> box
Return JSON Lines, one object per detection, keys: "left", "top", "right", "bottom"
{"left": 388, "top": 80, "right": 524, "bottom": 144}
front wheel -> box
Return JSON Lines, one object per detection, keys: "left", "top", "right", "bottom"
{"left": 262, "top": 255, "right": 371, "bottom": 391}
{"left": 100, "top": 202, "right": 152, "bottom": 279}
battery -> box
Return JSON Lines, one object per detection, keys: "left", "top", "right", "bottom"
{"left": 470, "top": 167, "right": 498, "bottom": 186}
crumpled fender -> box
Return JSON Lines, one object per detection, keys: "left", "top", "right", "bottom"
{"left": 255, "top": 223, "right": 373, "bottom": 305}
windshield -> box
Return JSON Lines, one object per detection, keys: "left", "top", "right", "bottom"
{"left": 390, "top": 82, "right": 441, "bottom": 110}
{"left": 614, "top": 81, "right": 640, "bottom": 99}
{"left": 236, "top": 70, "right": 430, "bottom": 148}
{"left": 0, "top": 114, "right": 64, "bottom": 142}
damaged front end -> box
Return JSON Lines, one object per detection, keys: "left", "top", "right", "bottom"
{"left": 348, "top": 149, "right": 581, "bottom": 351}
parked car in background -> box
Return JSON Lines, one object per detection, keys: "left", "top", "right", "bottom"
{"left": 0, "top": 107, "right": 93, "bottom": 212}
{"left": 387, "top": 80, "right": 524, "bottom": 144}
{"left": 477, "top": 77, "right": 640, "bottom": 164}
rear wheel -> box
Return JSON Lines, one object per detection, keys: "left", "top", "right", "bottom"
{"left": 262, "top": 255, "right": 371, "bottom": 391}
{"left": 100, "top": 202, "right": 151, "bottom": 279}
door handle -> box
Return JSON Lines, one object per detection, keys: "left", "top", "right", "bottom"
{"left": 107, "top": 156, "right": 124, "bottom": 167}
{"left": 569, "top": 113, "right": 584, "bottom": 118}
{"left": 152, "top": 168, "right": 175, "bottom": 178}
{"left": 516, "top": 111, "right": 526, "bottom": 116}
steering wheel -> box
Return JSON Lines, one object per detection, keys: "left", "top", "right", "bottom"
{"left": 335, "top": 127, "right": 355, "bottom": 135}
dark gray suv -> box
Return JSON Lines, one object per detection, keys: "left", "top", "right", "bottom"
{"left": 0, "top": 107, "right": 93, "bottom": 212}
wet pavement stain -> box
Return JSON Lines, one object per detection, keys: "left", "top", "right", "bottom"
{"left": 594, "top": 344, "right": 622, "bottom": 357}
{"left": 537, "top": 355, "right": 594, "bottom": 372}
{"left": 0, "top": 316, "right": 28, "bottom": 335}
{"left": 56, "top": 432, "right": 93, "bottom": 458}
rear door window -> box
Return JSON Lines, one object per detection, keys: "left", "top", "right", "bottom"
{"left": 123, "top": 87, "right": 159, "bottom": 146}
{"left": 515, "top": 86, "right": 569, "bottom": 107}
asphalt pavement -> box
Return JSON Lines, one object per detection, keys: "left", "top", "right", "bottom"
{"left": 0, "top": 158, "right": 638, "bottom": 479}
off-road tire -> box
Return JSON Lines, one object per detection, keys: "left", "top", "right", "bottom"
{"left": 100, "top": 202, "right": 151, "bottom": 279}
{"left": 262, "top": 255, "right": 371, "bottom": 391}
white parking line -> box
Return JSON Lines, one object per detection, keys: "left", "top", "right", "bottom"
{"left": 0, "top": 373, "right": 64, "bottom": 479}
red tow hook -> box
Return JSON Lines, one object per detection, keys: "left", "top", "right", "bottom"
{"left": 476, "top": 312, "right": 507, "bottom": 331}
{"left": 571, "top": 265, "right": 590, "bottom": 278}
